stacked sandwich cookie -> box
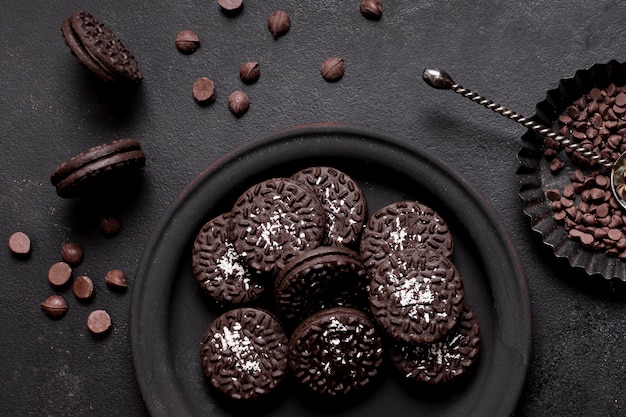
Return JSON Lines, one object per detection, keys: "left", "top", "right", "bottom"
{"left": 61, "top": 11, "right": 143, "bottom": 84}
{"left": 50, "top": 139, "right": 146, "bottom": 199}
{"left": 361, "top": 204, "right": 480, "bottom": 384}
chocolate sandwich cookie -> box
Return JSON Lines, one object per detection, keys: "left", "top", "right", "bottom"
{"left": 369, "top": 249, "right": 465, "bottom": 345}
{"left": 390, "top": 305, "right": 481, "bottom": 384}
{"left": 360, "top": 200, "right": 453, "bottom": 273}
{"left": 288, "top": 307, "right": 383, "bottom": 396}
{"left": 192, "top": 213, "right": 265, "bottom": 305}
{"left": 61, "top": 11, "right": 143, "bottom": 83}
{"left": 229, "top": 177, "right": 326, "bottom": 276}
{"left": 291, "top": 166, "right": 367, "bottom": 247}
{"left": 51, "top": 139, "right": 146, "bottom": 198}
{"left": 200, "top": 308, "right": 288, "bottom": 400}
{"left": 274, "top": 246, "right": 368, "bottom": 324}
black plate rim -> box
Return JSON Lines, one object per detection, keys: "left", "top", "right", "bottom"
{"left": 130, "top": 123, "right": 531, "bottom": 417}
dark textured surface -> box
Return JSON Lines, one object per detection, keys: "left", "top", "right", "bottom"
{"left": 1, "top": 1, "right": 626, "bottom": 416}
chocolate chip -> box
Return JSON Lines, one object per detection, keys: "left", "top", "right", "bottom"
{"left": 61, "top": 243, "right": 84, "bottom": 266}
{"left": 100, "top": 214, "right": 122, "bottom": 237}
{"left": 87, "top": 310, "right": 111, "bottom": 335}
{"left": 175, "top": 30, "right": 200, "bottom": 54}
{"left": 578, "top": 202, "right": 590, "bottom": 213}
{"left": 544, "top": 148, "right": 558, "bottom": 159}
{"left": 41, "top": 295, "right": 68, "bottom": 319}
{"left": 607, "top": 84, "right": 618, "bottom": 97}
{"left": 567, "top": 105, "right": 580, "bottom": 119}
{"left": 599, "top": 103, "right": 610, "bottom": 118}
{"left": 591, "top": 113, "right": 603, "bottom": 128}
{"left": 8, "top": 231, "right": 31, "bottom": 256}
{"left": 321, "top": 57, "right": 345, "bottom": 82}
{"left": 268, "top": 10, "right": 290, "bottom": 38}
{"left": 610, "top": 198, "right": 621, "bottom": 211}
{"left": 218, "top": 0, "right": 243, "bottom": 12}
{"left": 569, "top": 122, "right": 584, "bottom": 136}
{"left": 546, "top": 189, "right": 561, "bottom": 201}
{"left": 228, "top": 90, "right": 249, "bottom": 116}
{"left": 562, "top": 183, "right": 575, "bottom": 198}
{"left": 589, "top": 88, "right": 603, "bottom": 101}
{"left": 360, "top": 0, "right": 383, "bottom": 19}
{"left": 590, "top": 188, "right": 606, "bottom": 201}
{"left": 615, "top": 92, "right": 626, "bottom": 107}
{"left": 594, "top": 227, "right": 609, "bottom": 239}
{"left": 73, "top": 275, "right": 94, "bottom": 300}
{"left": 582, "top": 213, "right": 595, "bottom": 226}
{"left": 571, "top": 170, "right": 585, "bottom": 183}
{"left": 192, "top": 77, "right": 216, "bottom": 104}
{"left": 560, "top": 197, "right": 574, "bottom": 208}
{"left": 589, "top": 130, "right": 601, "bottom": 144}
{"left": 559, "top": 114, "right": 572, "bottom": 124}
{"left": 553, "top": 210, "right": 567, "bottom": 222}
{"left": 579, "top": 232, "right": 594, "bottom": 246}
{"left": 239, "top": 62, "right": 260, "bottom": 84}
{"left": 608, "top": 134, "right": 622, "bottom": 149}
{"left": 608, "top": 229, "right": 623, "bottom": 241}
{"left": 596, "top": 204, "right": 610, "bottom": 218}
{"left": 583, "top": 177, "right": 597, "bottom": 189}
{"left": 609, "top": 214, "right": 623, "bottom": 227}
{"left": 48, "top": 262, "right": 72, "bottom": 287}
{"left": 105, "top": 269, "right": 128, "bottom": 291}
{"left": 569, "top": 228, "right": 583, "bottom": 239}
{"left": 596, "top": 175, "right": 609, "bottom": 188}
{"left": 565, "top": 205, "right": 578, "bottom": 220}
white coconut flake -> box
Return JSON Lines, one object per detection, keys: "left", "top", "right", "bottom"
{"left": 255, "top": 204, "right": 308, "bottom": 251}
{"left": 213, "top": 322, "right": 262, "bottom": 375}
{"left": 216, "top": 243, "right": 249, "bottom": 288}
{"left": 319, "top": 317, "right": 357, "bottom": 374}
{"left": 389, "top": 218, "right": 408, "bottom": 249}
{"left": 422, "top": 334, "right": 463, "bottom": 367}
{"left": 391, "top": 275, "right": 435, "bottom": 308}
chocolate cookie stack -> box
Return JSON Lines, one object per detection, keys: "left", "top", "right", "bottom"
{"left": 192, "top": 166, "right": 480, "bottom": 401}
{"left": 361, "top": 201, "right": 480, "bottom": 384}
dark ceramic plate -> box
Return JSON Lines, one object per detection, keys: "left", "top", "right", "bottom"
{"left": 130, "top": 124, "right": 531, "bottom": 417}
{"left": 518, "top": 60, "right": 626, "bottom": 280}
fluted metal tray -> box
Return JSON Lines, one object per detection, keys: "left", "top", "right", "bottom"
{"left": 518, "top": 60, "right": 626, "bottom": 280}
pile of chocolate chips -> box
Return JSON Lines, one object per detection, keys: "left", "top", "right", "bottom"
{"left": 551, "top": 85, "right": 626, "bottom": 168}
{"left": 548, "top": 170, "right": 626, "bottom": 257}
{"left": 545, "top": 83, "right": 626, "bottom": 258}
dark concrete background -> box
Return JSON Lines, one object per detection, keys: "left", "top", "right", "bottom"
{"left": 2, "top": 1, "right": 626, "bottom": 416}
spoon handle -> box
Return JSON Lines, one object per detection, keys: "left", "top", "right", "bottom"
{"left": 422, "top": 68, "right": 613, "bottom": 168}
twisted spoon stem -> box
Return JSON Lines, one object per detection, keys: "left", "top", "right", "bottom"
{"left": 422, "top": 68, "right": 613, "bottom": 168}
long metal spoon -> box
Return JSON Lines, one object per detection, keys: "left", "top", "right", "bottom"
{"left": 422, "top": 67, "right": 626, "bottom": 210}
